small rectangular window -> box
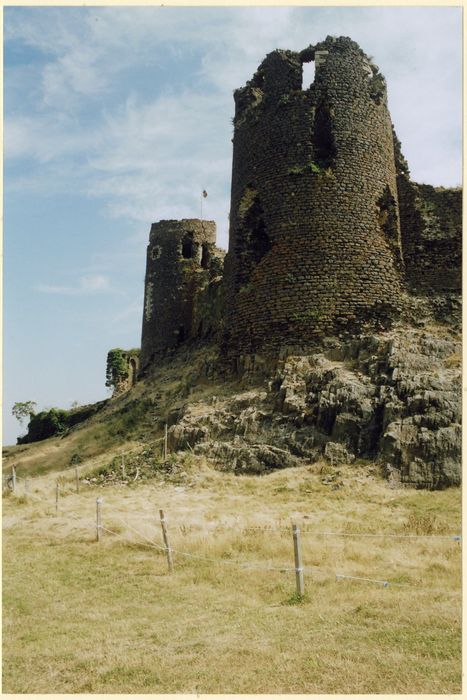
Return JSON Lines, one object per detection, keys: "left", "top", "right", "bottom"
{"left": 302, "top": 62, "right": 315, "bottom": 90}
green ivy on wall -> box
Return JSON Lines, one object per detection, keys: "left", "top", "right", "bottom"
{"left": 106, "top": 348, "right": 129, "bottom": 389}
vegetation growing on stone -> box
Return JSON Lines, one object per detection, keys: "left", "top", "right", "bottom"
{"left": 1, "top": 32, "right": 462, "bottom": 697}
{"left": 6, "top": 36, "right": 461, "bottom": 495}
{"left": 106, "top": 348, "right": 130, "bottom": 389}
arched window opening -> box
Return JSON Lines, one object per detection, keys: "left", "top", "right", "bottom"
{"left": 378, "top": 185, "right": 403, "bottom": 270}
{"left": 201, "top": 243, "right": 211, "bottom": 269}
{"left": 378, "top": 186, "right": 398, "bottom": 241}
{"left": 236, "top": 187, "right": 271, "bottom": 287}
{"left": 182, "top": 233, "right": 195, "bottom": 259}
{"left": 244, "top": 194, "right": 271, "bottom": 268}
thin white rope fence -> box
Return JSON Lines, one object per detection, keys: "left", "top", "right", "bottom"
{"left": 15, "top": 486, "right": 461, "bottom": 543}
{"left": 5, "top": 468, "right": 461, "bottom": 541}
{"left": 4, "top": 488, "right": 461, "bottom": 596}
{"left": 92, "top": 513, "right": 463, "bottom": 591}
{"left": 242, "top": 525, "right": 461, "bottom": 541}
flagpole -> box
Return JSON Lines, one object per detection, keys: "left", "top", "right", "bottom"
{"left": 201, "top": 189, "right": 207, "bottom": 222}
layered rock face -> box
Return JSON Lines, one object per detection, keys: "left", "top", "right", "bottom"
{"left": 167, "top": 325, "right": 461, "bottom": 489}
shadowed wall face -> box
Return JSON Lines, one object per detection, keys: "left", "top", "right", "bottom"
{"left": 140, "top": 219, "right": 219, "bottom": 370}
{"left": 398, "top": 181, "right": 462, "bottom": 293}
{"left": 223, "top": 36, "right": 406, "bottom": 358}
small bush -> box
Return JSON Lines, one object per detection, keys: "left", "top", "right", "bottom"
{"left": 283, "top": 591, "right": 309, "bottom": 606}
{"left": 404, "top": 512, "right": 440, "bottom": 535}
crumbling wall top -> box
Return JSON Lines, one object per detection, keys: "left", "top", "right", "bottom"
{"left": 149, "top": 219, "right": 216, "bottom": 245}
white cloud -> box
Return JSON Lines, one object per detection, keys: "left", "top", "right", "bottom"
{"left": 41, "top": 47, "right": 107, "bottom": 105}
{"left": 82, "top": 90, "right": 232, "bottom": 243}
{"left": 35, "top": 274, "right": 111, "bottom": 296}
{"left": 5, "top": 6, "right": 462, "bottom": 223}
{"left": 3, "top": 7, "right": 462, "bottom": 447}
{"left": 4, "top": 114, "right": 100, "bottom": 162}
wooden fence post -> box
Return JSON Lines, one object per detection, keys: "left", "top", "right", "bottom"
{"left": 96, "top": 497, "right": 103, "bottom": 542}
{"left": 75, "top": 467, "right": 80, "bottom": 494}
{"left": 12, "top": 466, "right": 17, "bottom": 493}
{"left": 163, "top": 424, "right": 168, "bottom": 460}
{"left": 24, "top": 479, "right": 29, "bottom": 496}
{"left": 292, "top": 523, "right": 305, "bottom": 597}
{"left": 55, "top": 482, "right": 59, "bottom": 515}
{"left": 159, "top": 509, "right": 173, "bottom": 573}
{"left": 121, "top": 453, "right": 126, "bottom": 478}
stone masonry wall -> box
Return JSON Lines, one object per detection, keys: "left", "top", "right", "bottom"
{"left": 111, "top": 349, "right": 140, "bottom": 396}
{"left": 398, "top": 180, "right": 461, "bottom": 293}
{"left": 140, "top": 219, "right": 224, "bottom": 371}
{"left": 392, "top": 130, "right": 461, "bottom": 294}
{"left": 222, "top": 36, "right": 405, "bottom": 361}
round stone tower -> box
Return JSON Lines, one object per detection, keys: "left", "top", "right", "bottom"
{"left": 141, "top": 219, "right": 217, "bottom": 370}
{"left": 223, "top": 36, "right": 404, "bottom": 359}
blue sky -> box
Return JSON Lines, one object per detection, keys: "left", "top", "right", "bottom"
{"left": 3, "top": 6, "right": 462, "bottom": 444}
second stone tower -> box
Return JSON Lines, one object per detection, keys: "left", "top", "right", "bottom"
{"left": 141, "top": 219, "right": 220, "bottom": 370}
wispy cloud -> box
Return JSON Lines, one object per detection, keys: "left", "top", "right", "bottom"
{"left": 3, "top": 7, "right": 462, "bottom": 246}
{"left": 4, "top": 6, "right": 461, "bottom": 204}
{"left": 35, "top": 274, "right": 111, "bottom": 296}
{"left": 4, "top": 114, "right": 101, "bottom": 162}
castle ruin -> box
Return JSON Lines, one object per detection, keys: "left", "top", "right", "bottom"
{"left": 135, "top": 36, "right": 460, "bottom": 369}
{"left": 108, "top": 36, "right": 461, "bottom": 489}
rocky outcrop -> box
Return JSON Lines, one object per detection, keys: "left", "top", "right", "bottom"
{"left": 166, "top": 326, "right": 461, "bottom": 488}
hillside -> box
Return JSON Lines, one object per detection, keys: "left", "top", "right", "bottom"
{"left": 4, "top": 299, "right": 461, "bottom": 491}
{"left": 2, "top": 312, "right": 462, "bottom": 693}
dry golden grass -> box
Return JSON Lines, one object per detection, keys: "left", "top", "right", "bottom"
{"left": 445, "top": 351, "right": 462, "bottom": 368}
{"left": 2, "top": 456, "right": 461, "bottom": 694}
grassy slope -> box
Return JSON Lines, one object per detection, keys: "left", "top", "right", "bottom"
{"left": 2, "top": 345, "right": 235, "bottom": 481}
{"left": 2, "top": 341, "right": 462, "bottom": 693}
{"left": 2, "top": 457, "right": 461, "bottom": 694}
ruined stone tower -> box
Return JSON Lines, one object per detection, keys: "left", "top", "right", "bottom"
{"left": 140, "top": 219, "right": 221, "bottom": 370}
{"left": 223, "top": 36, "right": 405, "bottom": 359}
{"left": 137, "top": 35, "right": 460, "bottom": 376}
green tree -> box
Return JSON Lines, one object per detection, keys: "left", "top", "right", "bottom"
{"left": 12, "top": 401, "right": 37, "bottom": 426}
{"left": 24, "top": 408, "right": 68, "bottom": 442}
